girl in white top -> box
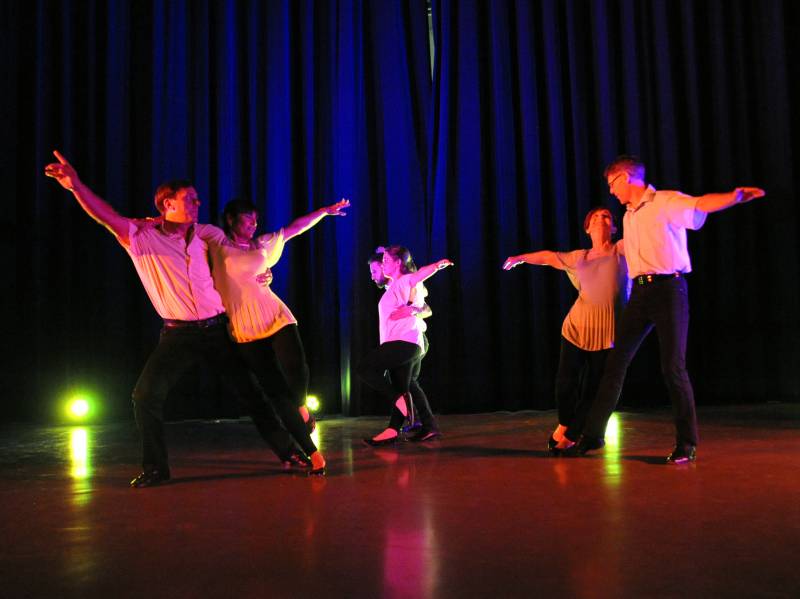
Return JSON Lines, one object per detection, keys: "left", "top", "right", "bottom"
{"left": 210, "top": 198, "right": 349, "bottom": 475}
{"left": 358, "top": 245, "right": 453, "bottom": 445}
{"left": 503, "top": 207, "right": 629, "bottom": 452}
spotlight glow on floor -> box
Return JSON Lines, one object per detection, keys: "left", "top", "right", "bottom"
{"left": 70, "top": 428, "right": 90, "bottom": 479}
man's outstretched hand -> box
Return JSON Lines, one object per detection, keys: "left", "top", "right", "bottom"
{"left": 44, "top": 150, "right": 81, "bottom": 191}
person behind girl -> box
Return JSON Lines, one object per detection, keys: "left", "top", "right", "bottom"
{"left": 359, "top": 246, "right": 453, "bottom": 445}
{"left": 367, "top": 250, "right": 441, "bottom": 442}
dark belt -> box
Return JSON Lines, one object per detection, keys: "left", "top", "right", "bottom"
{"left": 163, "top": 313, "right": 228, "bottom": 329}
{"left": 634, "top": 272, "right": 683, "bottom": 286}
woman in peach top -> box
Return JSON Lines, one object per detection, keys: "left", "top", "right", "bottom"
{"left": 503, "top": 207, "right": 628, "bottom": 453}
{"left": 210, "top": 198, "right": 349, "bottom": 475}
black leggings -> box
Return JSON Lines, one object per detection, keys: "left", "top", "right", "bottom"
{"left": 554, "top": 336, "right": 609, "bottom": 442}
{"left": 357, "top": 340, "right": 422, "bottom": 430}
{"left": 236, "top": 324, "right": 317, "bottom": 456}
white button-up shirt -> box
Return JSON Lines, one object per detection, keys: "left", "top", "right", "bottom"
{"left": 623, "top": 185, "right": 707, "bottom": 278}
{"left": 124, "top": 222, "right": 226, "bottom": 321}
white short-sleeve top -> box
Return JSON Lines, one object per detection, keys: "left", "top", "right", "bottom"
{"left": 378, "top": 273, "right": 428, "bottom": 349}
{"left": 207, "top": 227, "right": 297, "bottom": 343}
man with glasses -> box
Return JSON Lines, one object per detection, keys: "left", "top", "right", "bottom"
{"left": 567, "top": 155, "right": 764, "bottom": 463}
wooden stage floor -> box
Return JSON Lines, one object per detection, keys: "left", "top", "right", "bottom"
{"left": 1, "top": 404, "right": 799, "bottom": 598}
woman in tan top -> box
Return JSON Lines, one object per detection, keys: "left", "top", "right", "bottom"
{"left": 503, "top": 207, "right": 628, "bottom": 453}
{"left": 210, "top": 197, "right": 349, "bottom": 475}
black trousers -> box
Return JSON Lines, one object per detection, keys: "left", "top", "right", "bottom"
{"left": 408, "top": 336, "right": 438, "bottom": 430}
{"left": 554, "top": 337, "right": 609, "bottom": 442}
{"left": 131, "top": 321, "right": 293, "bottom": 471}
{"left": 582, "top": 276, "right": 698, "bottom": 449}
{"left": 357, "top": 340, "right": 422, "bottom": 430}
{"left": 236, "top": 324, "right": 317, "bottom": 456}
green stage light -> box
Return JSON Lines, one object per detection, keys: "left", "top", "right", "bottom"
{"left": 65, "top": 393, "right": 94, "bottom": 421}
{"left": 306, "top": 395, "right": 321, "bottom": 412}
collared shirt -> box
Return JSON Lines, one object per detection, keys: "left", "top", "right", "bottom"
{"left": 123, "top": 222, "right": 226, "bottom": 321}
{"left": 378, "top": 274, "right": 427, "bottom": 349}
{"left": 623, "top": 185, "right": 707, "bottom": 278}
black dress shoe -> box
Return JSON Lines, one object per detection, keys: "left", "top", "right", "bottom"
{"left": 547, "top": 435, "right": 559, "bottom": 454}
{"left": 130, "top": 468, "right": 170, "bottom": 488}
{"left": 562, "top": 435, "right": 605, "bottom": 457}
{"left": 666, "top": 445, "right": 696, "bottom": 464}
{"left": 409, "top": 428, "right": 442, "bottom": 443}
{"left": 362, "top": 435, "right": 399, "bottom": 447}
{"left": 282, "top": 450, "right": 311, "bottom": 470}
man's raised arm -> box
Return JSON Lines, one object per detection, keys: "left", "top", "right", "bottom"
{"left": 44, "top": 150, "right": 131, "bottom": 245}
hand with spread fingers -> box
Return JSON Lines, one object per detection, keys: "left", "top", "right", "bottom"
{"left": 323, "top": 198, "right": 350, "bottom": 216}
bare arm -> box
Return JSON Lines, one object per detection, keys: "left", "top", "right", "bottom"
{"left": 283, "top": 198, "right": 350, "bottom": 241}
{"left": 389, "top": 302, "right": 433, "bottom": 321}
{"left": 502, "top": 250, "right": 566, "bottom": 271}
{"left": 44, "top": 150, "right": 131, "bottom": 245}
{"left": 406, "top": 259, "right": 454, "bottom": 287}
{"left": 694, "top": 187, "right": 765, "bottom": 214}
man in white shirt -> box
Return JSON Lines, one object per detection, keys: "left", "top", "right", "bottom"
{"left": 45, "top": 151, "right": 299, "bottom": 487}
{"left": 567, "top": 155, "right": 764, "bottom": 463}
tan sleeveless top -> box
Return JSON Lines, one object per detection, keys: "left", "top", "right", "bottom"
{"left": 556, "top": 242, "right": 629, "bottom": 351}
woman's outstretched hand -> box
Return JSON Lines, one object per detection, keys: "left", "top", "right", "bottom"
{"left": 435, "top": 259, "right": 453, "bottom": 270}
{"left": 324, "top": 198, "right": 350, "bottom": 216}
{"left": 502, "top": 256, "right": 523, "bottom": 270}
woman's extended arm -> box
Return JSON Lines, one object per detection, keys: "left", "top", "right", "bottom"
{"left": 405, "top": 259, "right": 454, "bottom": 287}
{"left": 283, "top": 198, "right": 350, "bottom": 241}
{"left": 502, "top": 250, "right": 566, "bottom": 271}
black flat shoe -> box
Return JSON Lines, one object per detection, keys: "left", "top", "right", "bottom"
{"left": 409, "top": 428, "right": 442, "bottom": 443}
{"left": 547, "top": 435, "right": 559, "bottom": 454}
{"left": 130, "top": 468, "right": 171, "bottom": 488}
{"left": 562, "top": 435, "right": 605, "bottom": 457}
{"left": 666, "top": 445, "right": 696, "bottom": 464}
{"left": 362, "top": 435, "right": 399, "bottom": 447}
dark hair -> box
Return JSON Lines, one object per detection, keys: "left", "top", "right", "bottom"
{"left": 382, "top": 245, "right": 417, "bottom": 274}
{"left": 154, "top": 179, "right": 194, "bottom": 214}
{"left": 367, "top": 250, "right": 384, "bottom": 265}
{"left": 603, "top": 154, "right": 645, "bottom": 180}
{"left": 583, "top": 207, "right": 616, "bottom": 232}
{"left": 222, "top": 198, "right": 259, "bottom": 237}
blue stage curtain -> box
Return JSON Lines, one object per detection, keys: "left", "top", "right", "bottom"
{"left": 9, "top": 0, "right": 432, "bottom": 419}
{"left": 4, "top": 0, "right": 799, "bottom": 422}
{"left": 425, "top": 0, "right": 799, "bottom": 411}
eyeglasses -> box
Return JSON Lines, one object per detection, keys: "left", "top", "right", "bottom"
{"left": 607, "top": 173, "right": 625, "bottom": 191}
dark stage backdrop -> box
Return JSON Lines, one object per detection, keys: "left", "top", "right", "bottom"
{"left": 3, "top": 0, "right": 799, "bottom": 423}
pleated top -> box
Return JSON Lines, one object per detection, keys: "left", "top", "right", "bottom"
{"left": 556, "top": 242, "right": 629, "bottom": 351}
{"left": 209, "top": 228, "right": 297, "bottom": 343}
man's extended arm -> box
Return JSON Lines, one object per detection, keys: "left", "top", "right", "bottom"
{"left": 44, "top": 150, "right": 131, "bottom": 244}
{"left": 695, "top": 187, "right": 765, "bottom": 214}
